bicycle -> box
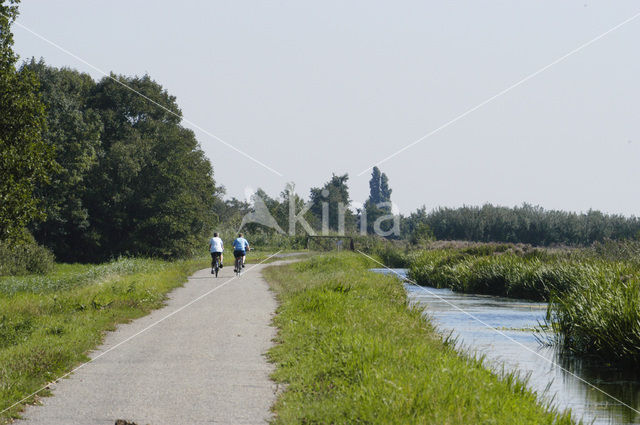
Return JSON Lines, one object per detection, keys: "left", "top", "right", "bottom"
{"left": 211, "top": 252, "right": 221, "bottom": 277}
{"left": 234, "top": 255, "right": 243, "bottom": 276}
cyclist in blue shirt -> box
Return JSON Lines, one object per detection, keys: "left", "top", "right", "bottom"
{"left": 232, "top": 233, "right": 250, "bottom": 272}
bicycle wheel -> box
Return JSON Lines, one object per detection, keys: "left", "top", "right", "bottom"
{"left": 214, "top": 257, "right": 219, "bottom": 277}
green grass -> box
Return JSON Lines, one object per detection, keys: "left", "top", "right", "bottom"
{"left": 264, "top": 253, "right": 576, "bottom": 424}
{"left": 0, "top": 256, "right": 209, "bottom": 423}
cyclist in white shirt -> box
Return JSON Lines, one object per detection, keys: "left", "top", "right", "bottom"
{"left": 209, "top": 232, "right": 224, "bottom": 273}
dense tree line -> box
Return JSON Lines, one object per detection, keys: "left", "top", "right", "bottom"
{"left": 404, "top": 204, "right": 640, "bottom": 246}
{"left": 214, "top": 178, "right": 354, "bottom": 236}
{"left": 22, "top": 61, "right": 219, "bottom": 261}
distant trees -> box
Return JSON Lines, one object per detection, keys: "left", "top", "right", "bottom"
{"left": 309, "top": 174, "right": 356, "bottom": 233}
{"left": 367, "top": 166, "right": 392, "bottom": 206}
{"left": 418, "top": 204, "right": 640, "bottom": 246}
{"left": 401, "top": 207, "right": 433, "bottom": 245}
{"left": 362, "top": 167, "right": 395, "bottom": 235}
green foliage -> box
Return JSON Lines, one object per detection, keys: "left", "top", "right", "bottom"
{"left": 369, "top": 166, "right": 382, "bottom": 204}
{"left": 22, "top": 63, "right": 219, "bottom": 261}
{"left": 309, "top": 173, "right": 356, "bottom": 232}
{"left": 264, "top": 253, "right": 575, "bottom": 424}
{"left": 0, "top": 3, "right": 56, "bottom": 241}
{"left": 0, "top": 232, "right": 54, "bottom": 276}
{"left": 363, "top": 166, "right": 395, "bottom": 235}
{"left": 211, "top": 194, "right": 251, "bottom": 231}
{"left": 212, "top": 182, "right": 314, "bottom": 241}
{"left": 417, "top": 203, "right": 640, "bottom": 246}
{"left": 367, "top": 166, "right": 391, "bottom": 205}
{"left": 409, "top": 222, "right": 434, "bottom": 246}
{"left": 22, "top": 60, "right": 102, "bottom": 260}
{"left": 83, "top": 74, "right": 218, "bottom": 260}
{"left": 0, "top": 256, "right": 208, "bottom": 421}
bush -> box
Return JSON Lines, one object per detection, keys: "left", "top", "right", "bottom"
{"left": 0, "top": 235, "right": 55, "bottom": 276}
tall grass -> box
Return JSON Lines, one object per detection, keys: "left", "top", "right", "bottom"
{"left": 407, "top": 248, "right": 584, "bottom": 301}
{"left": 0, "top": 257, "right": 165, "bottom": 295}
{"left": 264, "top": 253, "right": 576, "bottom": 424}
{"left": 547, "top": 266, "right": 640, "bottom": 363}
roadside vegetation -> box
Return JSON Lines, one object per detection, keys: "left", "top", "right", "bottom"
{"left": 0, "top": 256, "right": 208, "bottom": 423}
{"left": 264, "top": 253, "right": 576, "bottom": 424}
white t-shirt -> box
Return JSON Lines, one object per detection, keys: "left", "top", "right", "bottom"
{"left": 209, "top": 237, "right": 224, "bottom": 252}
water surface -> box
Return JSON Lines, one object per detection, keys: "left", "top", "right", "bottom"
{"left": 371, "top": 268, "right": 640, "bottom": 425}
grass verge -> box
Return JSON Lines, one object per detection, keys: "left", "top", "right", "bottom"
{"left": 264, "top": 252, "right": 576, "bottom": 424}
{"left": 0, "top": 256, "right": 208, "bottom": 423}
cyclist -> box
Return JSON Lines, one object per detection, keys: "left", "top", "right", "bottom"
{"left": 209, "top": 232, "right": 224, "bottom": 274}
{"left": 232, "top": 233, "right": 250, "bottom": 272}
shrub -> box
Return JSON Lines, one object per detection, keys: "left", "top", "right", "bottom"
{"left": 0, "top": 234, "right": 55, "bottom": 276}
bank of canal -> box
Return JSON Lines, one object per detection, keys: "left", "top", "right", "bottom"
{"left": 372, "top": 268, "right": 640, "bottom": 425}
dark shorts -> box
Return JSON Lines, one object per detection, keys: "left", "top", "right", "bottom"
{"left": 233, "top": 250, "right": 246, "bottom": 259}
{"left": 211, "top": 252, "right": 222, "bottom": 260}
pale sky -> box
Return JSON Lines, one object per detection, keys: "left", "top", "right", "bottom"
{"left": 13, "top": 1, "right": 640, "bottom": 216}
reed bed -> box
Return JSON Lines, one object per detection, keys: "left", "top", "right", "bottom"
{"left": 402, "top": 243, "right": 640, "bottom": 364}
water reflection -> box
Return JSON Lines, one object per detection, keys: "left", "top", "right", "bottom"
{"left": 371, "top": 268, "right": 640, "bottom": 425}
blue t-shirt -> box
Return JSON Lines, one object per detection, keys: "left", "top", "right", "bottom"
{"left": 233, "top": 237, "right": 249, "bottom": 251}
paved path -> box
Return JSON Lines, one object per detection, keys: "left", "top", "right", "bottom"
{"left": 19, "top": 262, "right": 282, "bottom": 425}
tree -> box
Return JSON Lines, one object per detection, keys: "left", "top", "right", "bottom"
{"left": 75, "top": 74, "right": 219, "bottom": 260}
{"left": 211, "top": 189, "right": 251, "bottom": 231}
{"left": 363, "top": 166, "right": 393, "bottom": 234}
{"left": 309, "top": 174, "right": 355, "bottom": 233}
{"left": 0, "top": 2, "right": 56, "bottom": 241}
{"left": 23, "top": 60, "right": 103, "bottom": 259}
{"left": 380, "top": 172, "right": 392, "bottom": 203}
{"left": 369, "top": 166, "right": 382, "bottom": 204}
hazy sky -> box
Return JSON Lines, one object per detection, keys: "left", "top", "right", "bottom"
{"left": 13, "top": 1, "right": 640, "bottom": 216}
